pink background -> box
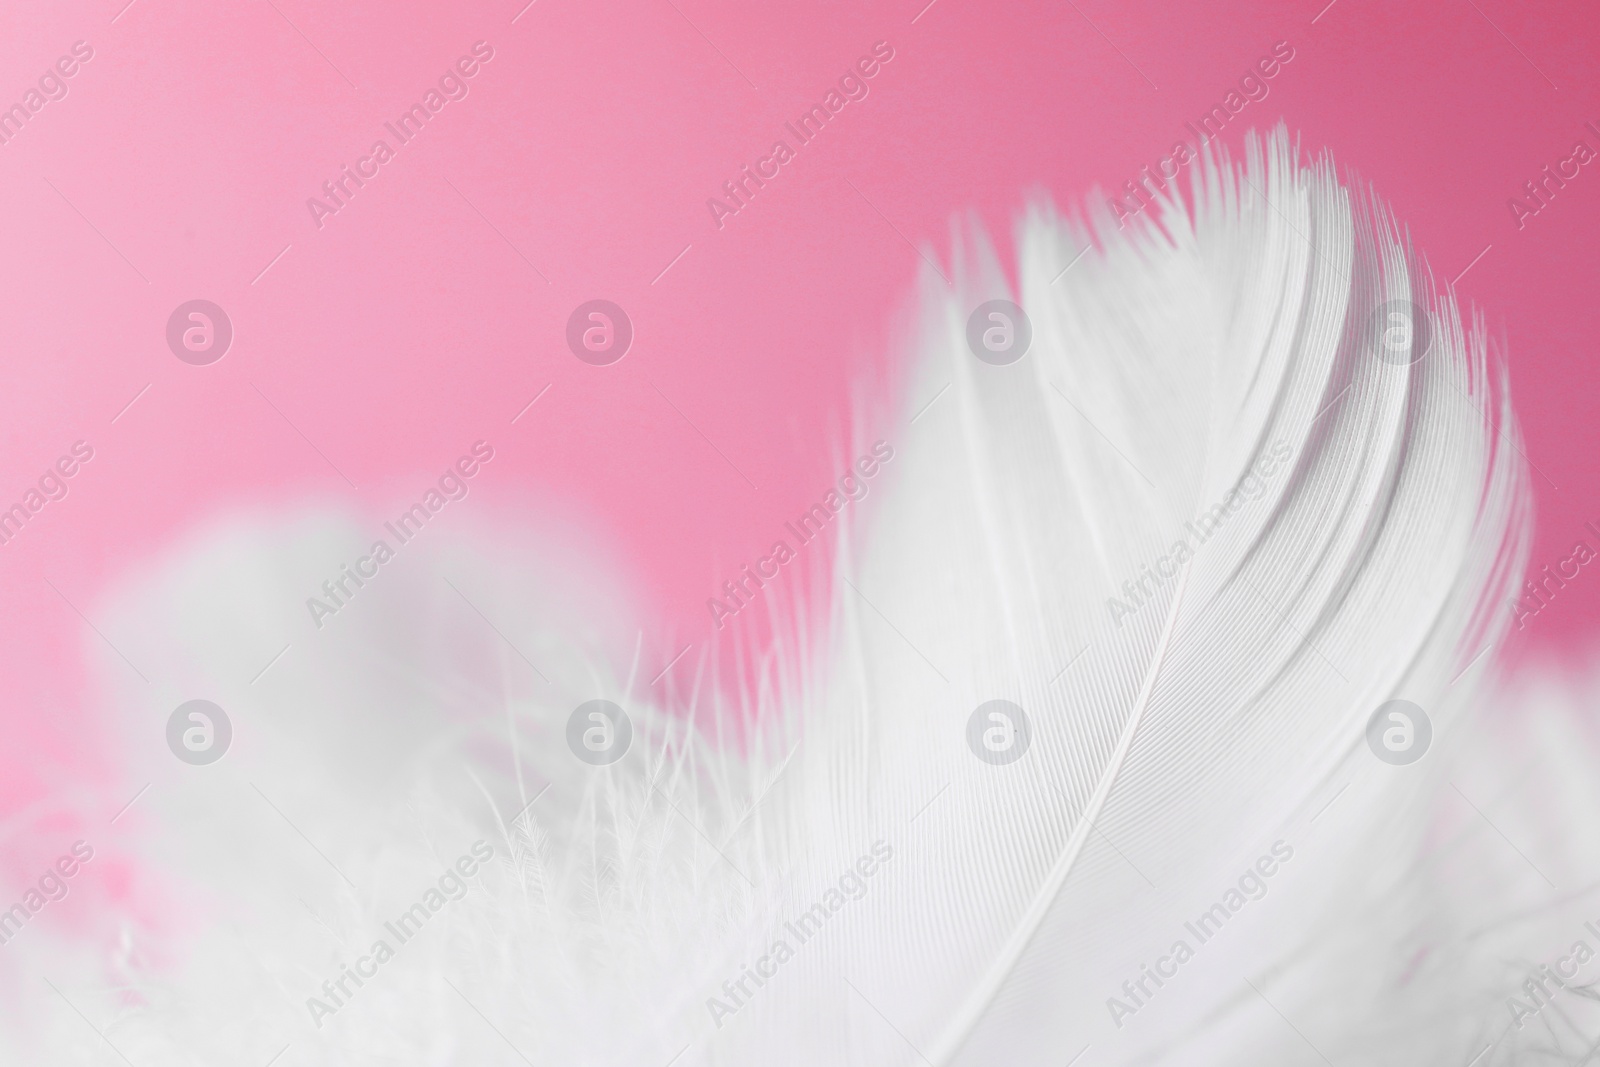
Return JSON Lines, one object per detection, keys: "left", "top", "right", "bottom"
{"left": 0, "top": 0, "right": 1596, "bottom": 902}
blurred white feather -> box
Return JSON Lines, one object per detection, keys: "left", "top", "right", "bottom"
{"left": 13, "top": 126, "right": 1542, "bottom": 1065}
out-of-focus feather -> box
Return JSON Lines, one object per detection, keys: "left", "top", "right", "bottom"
{"left": 12, "top": 126, "right": 1529, "bottom": 1066}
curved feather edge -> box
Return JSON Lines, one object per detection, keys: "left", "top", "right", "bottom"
{"left": 5, "top": 124, "right": 1534, "bottom": 1067}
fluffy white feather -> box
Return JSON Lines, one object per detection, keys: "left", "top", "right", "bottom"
{"left": 11, "top": 126, "right": 1537, "bottom": 1066}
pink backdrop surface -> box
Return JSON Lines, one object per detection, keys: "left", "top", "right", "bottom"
{"left": 0, "top": 0, "right": 1597, "bottom": 908}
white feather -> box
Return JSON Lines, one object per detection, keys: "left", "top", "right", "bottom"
{"left": 15, "top": 126, "right": 1533, "bottom": 1066}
